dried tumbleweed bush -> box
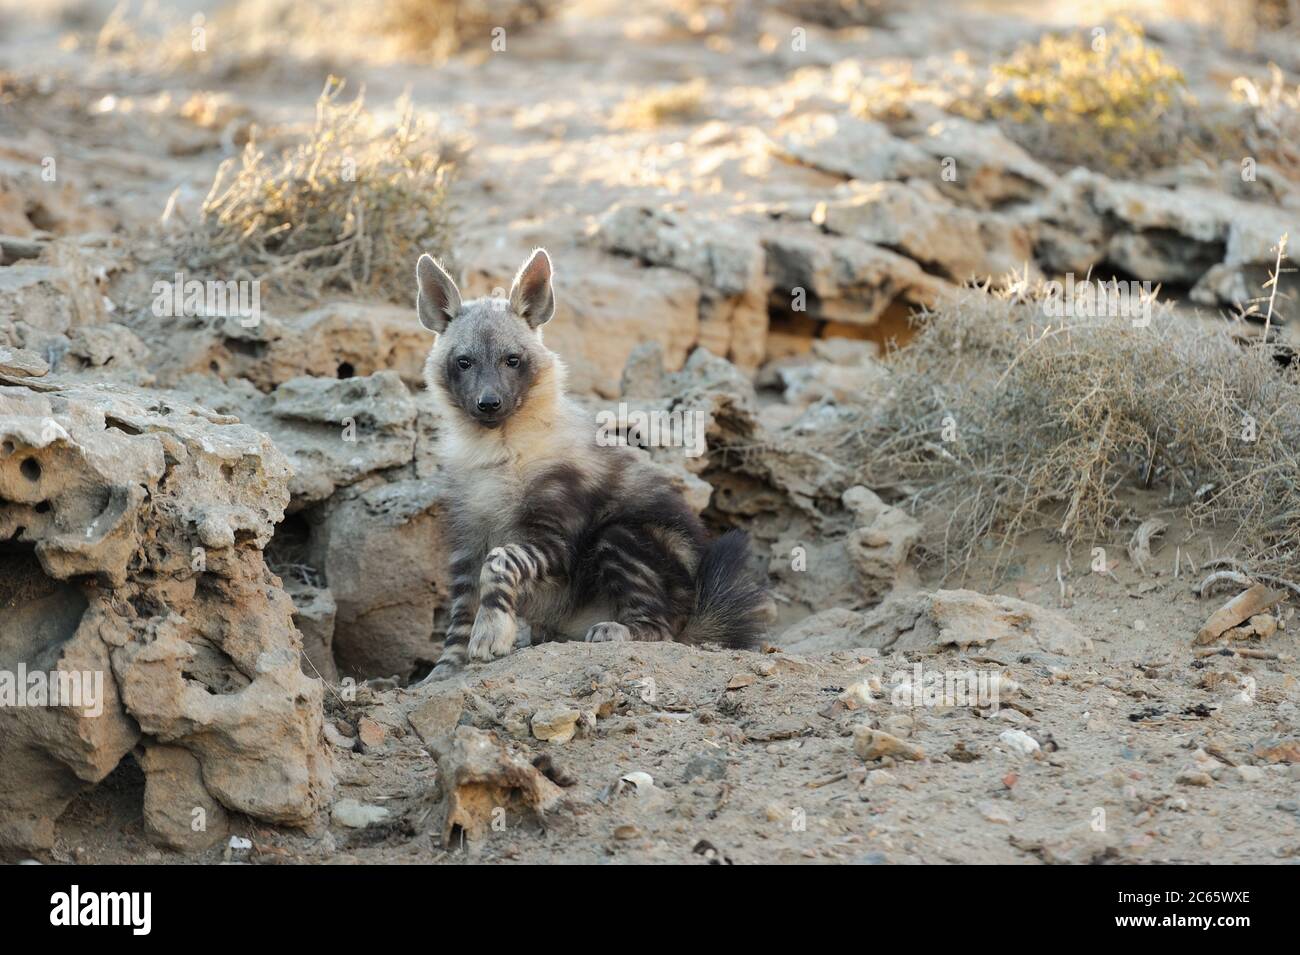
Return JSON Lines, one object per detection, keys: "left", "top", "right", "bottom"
{"left": 840, "top": 285, "right": 1300, "bottom": 582}
{"left": 179, "top": 77, "right": 455, "bottom": 301}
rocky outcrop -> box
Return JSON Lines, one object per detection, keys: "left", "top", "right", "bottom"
{"left": 766, "top": 113, "right": 934, "bottom": 184}
{"left": 0, "top": 372, "right": 333, "bottom": 856}
{"left": 175, "top": 370, "right": 448, "bottom": 682}
{"left": 767, "top": 112, "right": 1055, "bottom": 209}
{"left": 762, "top": 229, "right": 950, "bottom": 328}
{"left": 814, "top": 181, "right": 1038, "bottom": 284}
{"left": 151, "top": 303, "right": 432, "bottom": 392}
{"left": 0, "top": 158, "right": 114, "bottom": 238}
{"left": 306, "top": 477, "right": 448, "bottom": 681}
{"left": 181, "top": 371, "right": 419, "bottom": 510}
{"left": 861, "top": 589, "right": 1094, "bottom": 656}
{"left": 595, "top": 203, "right": 769, "bottom": 369}
{"left": 1034, "top": 170, "right": 1297, "bottom": 315}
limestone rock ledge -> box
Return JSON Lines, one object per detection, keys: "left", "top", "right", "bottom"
{"left": 0, "top": 372, "right": 333, "bottom": 855}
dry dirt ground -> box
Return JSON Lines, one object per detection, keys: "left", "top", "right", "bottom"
{"left": 3, "top": 0, "right": 1299, "bottom": 864}
{"left": 53, "top": 535, "right": 1300, "bottom": 865}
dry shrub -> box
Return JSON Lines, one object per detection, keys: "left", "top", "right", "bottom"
{"left": 841, "top": 282, "right": 1300, "bottom": 581}
{"left": 985, "top": 18, "right": 1194, "bottom": 176}
{"left": 1226, "top": 67, "right": 1300, "bottom": 182}
{"left": 379, "top": 0, "right": 552, "bottom": 59}
{"left": 180, "top": 77, "right": 456, "bottom": 301}
{"left": 93, "top": 0, "right": 206, "bottom": 73}
{"left": 612, "top": 80, "right": 708, "bottom": 129}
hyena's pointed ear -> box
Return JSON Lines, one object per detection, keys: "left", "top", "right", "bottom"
{"left": 416, "top": 254, "right": 461, "bottom": 333}
{"left": 509, "top": 248, "right": 555, "bottom": 329}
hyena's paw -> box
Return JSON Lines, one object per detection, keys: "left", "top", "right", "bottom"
{"left": 419, "top": 660, "right": 461, "bottom": 684}
{"left": 467, "top": 608, "right": 518, "bottom": 661}
{"left": 514, "top": 622, "right": 533, "bottom": 650}
{"left": 584, "top": 621, "right": 631, "bottom": 643}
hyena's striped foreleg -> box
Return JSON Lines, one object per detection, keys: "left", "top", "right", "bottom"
{"left": 466, "top": 542, "right": 555, "bottom": 661}
{"left": 422, "top": 549, "right": 482, "bottom": 681}
{"left": 586, "top": 529, "right": 679, "bottom": 644}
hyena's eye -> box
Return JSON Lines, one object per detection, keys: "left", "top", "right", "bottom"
{"left": 456, "top": 356, "right": 472, "bottom": 369}
{"left": 505, "top": 355, "right": 521, "bottom": 368}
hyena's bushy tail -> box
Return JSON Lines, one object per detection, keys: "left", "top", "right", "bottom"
{"left": 680, "top": 529, "right": 768, "bottom": 650}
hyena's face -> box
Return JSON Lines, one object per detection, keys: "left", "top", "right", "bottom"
{"left": 415, "top": 249, "right": 557, "bottom": 429}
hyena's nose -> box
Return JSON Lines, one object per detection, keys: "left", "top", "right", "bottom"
{"left": 477, "top": 392, "right": 502, "bottom": 413}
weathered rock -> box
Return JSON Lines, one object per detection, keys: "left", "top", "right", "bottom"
{"left": 176, "top": 372, "right": 446, "bottom": 683}
{"left": 531, "top": 706, "right": 582, "bottom": 744}
{"left": 909, "top": 116, "right": 1056, "bottom": 208}
{"left": 283, "top": 578, "right": 338, "bottom": 683}
{"left": 357, "top": 717, "right": 386, "bottom": 750}
{"left": 0, "top": 345, "right": 49, "bottom": 378}
{"left": 815, "top": 181, "right": 1037, "bottom": 284}
{"left": 841, "top": 485, "right": 920, "bottom": 600}
{"left": 307, "top": 477, "right": 448, "bottom": 681}
{"left": 595, "top": 202, "right": 768, "bottom": 368}
{"left": 181, "top": 372, "right": 419, "bottom": 511}
{"left": 0, "top": 379, "right": 333, "bottom": 855}
{"left": 0, "top": 264, "right": 103, "bottom": 356}
{"left": 1010, "top": 824, "right": 1119, "bottom": 864}
{"left": 331, "top": 798, "right": 391, "bottom": 829}
{"left": 853, "top": 726, "right": 924, "bottom": 761}
{"left": 766, "top": 113, "right": 933, "bottom": 183}
{"left": 177, "top": 303, "right": 431, "bottom": 392}
{"left": 138, "top": 744, "right": 229, "bottom": 851}
{"left": 64, "top": 324, "right": 150, "bottom": 374}
{"left": 762, "top": 340, "right": 889, "bottom": 408}
{"left": 430, "top": 725, "right": 564, "bottom": 847}
{"left": 0, "top": 235, "right": 46, "bottom": 265}
{"left": 1195, "top": 584, "right": 1285, "bottom": 646}
{"left": 763, "top": 229, "right": 951, "bottom": 327}
{"left": 999, "top": 729, "right": 1041, "bottom": 757}
{"left": 0, "top": 159, "right": 114, "bottom": 237}
{"left": 778, "top": 608, "right": 868, "bottom": 654}
{"left": 408, "top": 688, "right": 467, "bottom": 746}
{"left": 265, "top": 372, "right": 418, "bottom": 508}
{"left": 861, "top": 589, "right": 1094, "bottom": 656}
{"left": 0, "top": 555, "right": 137, "bottom": 854}
{"left": 1035, "top": 170, "right": 1296, "bottom": 314}
{"left": 766, "top": 483, "right": 916, "bottom": 617}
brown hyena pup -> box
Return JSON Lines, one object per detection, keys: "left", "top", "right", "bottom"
{"left": 415, "top": 248, "right": 768, "bottom": 680}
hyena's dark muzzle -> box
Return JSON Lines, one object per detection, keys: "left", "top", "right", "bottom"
{"left": 445, "top": 350, "right": 535, "bottom": 429}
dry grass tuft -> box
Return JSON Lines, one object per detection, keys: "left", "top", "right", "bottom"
{"left": 178, "top": 77, "right": 456, "bottom": 301}
{"left": 379, "top": 0, "right": 552, "bottom": 59}
{"left": 612, "top": 80, "right": 708, "bottom": 129}
{"left": 838, "top": 279, "right": 1300, "bottom": 582}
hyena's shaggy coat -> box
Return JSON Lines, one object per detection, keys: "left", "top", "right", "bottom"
{"left": 416, "top": 248, "right": 767, "bottom": 679}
